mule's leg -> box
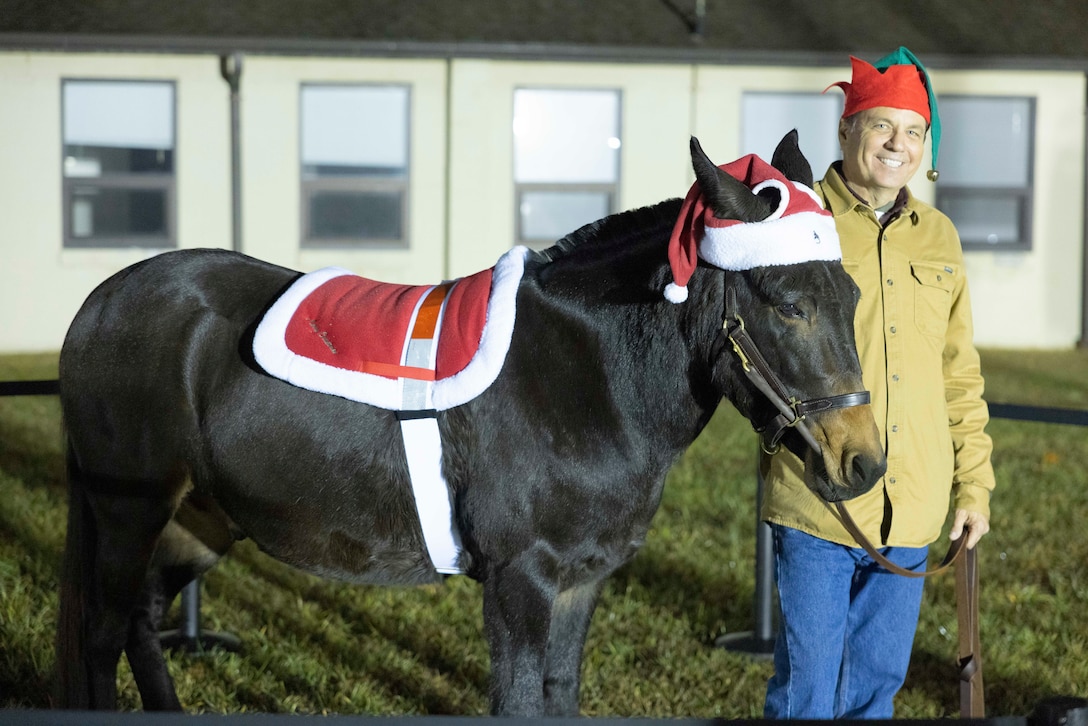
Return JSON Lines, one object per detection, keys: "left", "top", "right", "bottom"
{"left": 81, "top": 493, "right": 176, "bottom": 709}
{"left": 543, "top": 578, "right": 606, "bottom": 716}
{"left": 481, "top": 549, "right": 559, "bottom": 716}
{"left": 125, "top": 501, "right": 236, "bottom": 710}
{"left": 124, "top": 567, "right": 188, "bottom": 710}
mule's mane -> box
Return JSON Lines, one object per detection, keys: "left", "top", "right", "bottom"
{"left": 533, "top": 198, "right": 683, "bottom": 263}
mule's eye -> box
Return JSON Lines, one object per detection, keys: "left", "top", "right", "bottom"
{"left": 777, "top": 303, "right": 805, "bottom": 319}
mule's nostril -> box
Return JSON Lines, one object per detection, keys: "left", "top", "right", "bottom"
{"left": 848, "top": 452, "right": 886, "bottom": 490}
{"left": 852, "top": 455, "right": 867, "bottom": 483}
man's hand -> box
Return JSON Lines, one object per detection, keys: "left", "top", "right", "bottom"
{"left": 950, "top": 508, "right": 990, "bottom": 549}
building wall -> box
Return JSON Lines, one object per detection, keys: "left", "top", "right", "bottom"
{"left": 0, "top": 51, "right": 1083, "bottom": 352}
{"left": 935, "top": 69, "right": 1085, "bottom": 349}
{"left": 0, "top": 52, "right": 231, "bottom": 353}
{"left": 446, "top": 59, "right": 693, "bottom": 277}
{"left": 240, "top": 56, "right": 448, "bottom": 283}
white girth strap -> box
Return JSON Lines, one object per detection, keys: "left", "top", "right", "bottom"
{"left": 397, "top": 284, "right": 464, "bottom": 575}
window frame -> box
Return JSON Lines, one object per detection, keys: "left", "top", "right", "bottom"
{"left": 298, "top": 82, "right": 411, "bottom": 250}
{"left": 740, "top": 90, "right": 844, "bottom": 180}
{"left": 60, "top": 78, "right": 177, "bottom": 250}
{"left": 935, "top": 94, "right": 1036, "bottom": 252}
{"left": 512, "top": 86, "right": 623, "bottom": 248}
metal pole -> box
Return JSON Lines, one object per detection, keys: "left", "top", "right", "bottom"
{"left": 160, "top": 578, "right": 241, "bottom": 654}
{"left": 180, "top": 579, "right": 200, "bottom": 643}
{"left": 714, "top": 454, "right": 776, "bottom": 658}
{"left": 220, "top": 52, "right": 243, "bottom": 253}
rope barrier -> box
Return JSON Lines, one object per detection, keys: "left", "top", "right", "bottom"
{"left": 0, "top": 379, "right": 59, "bottom": 396}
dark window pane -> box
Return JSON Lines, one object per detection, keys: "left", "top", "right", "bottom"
{"left": 939, "top": 192, "right": 1023, "bottom": 246}
{"left": 64, "top": 144, "right": 174, "bottom": 176}
{"left": 302, "top": 164, "right": 404, "bottom": 179}
{"left": 70, "top": 186, "right": 167, "bottom": 239}
{"left": 308, "top": 191, "right": 403, "bottom": 240}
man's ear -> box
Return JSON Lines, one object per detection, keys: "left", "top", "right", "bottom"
{"left": 838, "top": 117, "right": 850, "bottom": 145}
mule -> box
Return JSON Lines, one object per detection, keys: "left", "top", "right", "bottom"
{"left": 55, "top": 132, "right": 885, "bottom": 716}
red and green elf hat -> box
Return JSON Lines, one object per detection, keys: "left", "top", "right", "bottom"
{"left": 827, "top": 46, "right": 941, "bottom": 181}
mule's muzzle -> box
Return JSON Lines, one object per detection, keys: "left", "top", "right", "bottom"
{"left": 797, "top": 406, "right": 886, "bottom": 503}
{"left": 721, "top": 292, "right": 885, "bottom": 502}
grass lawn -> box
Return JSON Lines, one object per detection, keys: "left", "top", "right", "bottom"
{"left": 1, "top": 348, "right": 1086, "bottom": 717}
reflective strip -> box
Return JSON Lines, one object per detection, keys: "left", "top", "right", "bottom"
{"left": 400, "top": 416, "right": 463, "bottom": 574}
{"left": 396, "top": 282, "right": 464, "bottom": 574}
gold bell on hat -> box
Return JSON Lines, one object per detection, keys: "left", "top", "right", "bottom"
{"left": 927, "top": 168, "right": 939, "bottom": 182}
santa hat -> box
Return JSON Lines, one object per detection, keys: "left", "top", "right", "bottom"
{"left": 664, "top": 154, "right": 841, "bottom": 303}
{"left": 826, "top": 46, "right": 942, "bottom": 181}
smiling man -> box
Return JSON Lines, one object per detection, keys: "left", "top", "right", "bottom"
{"left": 759, "top": 47, "right": 996, "bottom": 718}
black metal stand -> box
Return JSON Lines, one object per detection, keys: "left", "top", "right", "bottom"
{"left": 159, "top": 578, "right": 242, "bottom": 654}
{"left": 714, "top": 458, "right": 776, "bottom": 660}
{"left": 1030, "top": 696, "right": 1088, "bottom": 726}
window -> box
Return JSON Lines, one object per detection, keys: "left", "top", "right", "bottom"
{"left": 513, "top": 88, "right": 621, "bottom": 246}
{"left": 741, "top": 92, "right": 844, "bottom": 181}
{"left": 62, "top": 80, "right": 176, "bottom": 248}
{"left": 936, "top": 96, "right": 1034, "bottom": 251}
{"left": 300, "top": 84, "right": 410, "bottom": 248}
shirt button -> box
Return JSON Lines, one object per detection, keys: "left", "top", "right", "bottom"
{"left": 891, "top": 425, "right": 899, "bottom": 433}
{"left": 890, "top": 326, "right": 897, "bottom": 334}
{"left": 886, "top": 278, "right": 894, "bottom": 286}
{"left": 892, "top": 374, "right": 900, "bottom": 382}
{"left": 889, "top": 477, "right": 897, "bottom": 484}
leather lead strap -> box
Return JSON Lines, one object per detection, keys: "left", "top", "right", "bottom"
{"left": 958, "top": 546, "right": 984, "bottom": 717}
{"left": 835, "top": 501, "right": 965, "bottom": 578}
{"left": 837, "top": 502, "right": 983, "bottom": 717}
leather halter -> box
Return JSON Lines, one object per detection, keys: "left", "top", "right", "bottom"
{"left": 722, "top": 284, "right": 869, "bottom": 456}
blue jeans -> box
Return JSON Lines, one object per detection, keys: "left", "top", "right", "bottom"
{"left": 763, "top": 524, "right": 928, "bottom": 719}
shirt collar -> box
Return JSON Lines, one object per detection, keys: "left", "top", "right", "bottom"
{"left": 821, "top": 162, "right": 917, "bottom": 226}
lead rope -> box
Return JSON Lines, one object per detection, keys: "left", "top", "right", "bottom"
{"left": 837, "top": 503, "right": 983, "bottom": 717}
{"left": 722, "top": 283, "right": 982, "bottom": 716}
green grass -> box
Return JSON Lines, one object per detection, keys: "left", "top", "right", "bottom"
{"left": 1, "top": 349, "right": 1086, "bottom": 717}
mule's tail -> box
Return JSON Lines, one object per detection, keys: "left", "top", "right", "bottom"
{"left": 55, "top": 443, "right": 93, "bottom": 708}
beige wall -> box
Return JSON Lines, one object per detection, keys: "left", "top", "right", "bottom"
{"left": 447, "top": 59, "right": 693, "bottom": 276}
{"left": 240, "top": 56, "right": 448, "bottom": 283}
{"left": 0, "top": 52, "right": 231, "bottom": 353}
{"left": 934, "top": 70, "right": 1085, "bottom": 349}
{"left": 0, "top": 51, "right": 1083, "bottom": 353}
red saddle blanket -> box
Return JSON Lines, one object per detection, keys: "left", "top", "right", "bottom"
{"left": 254, "top": 247, "right": 527, "bottom": 411}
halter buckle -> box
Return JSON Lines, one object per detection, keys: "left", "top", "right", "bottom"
{"left": 725, "top": 314, "right": 751, "bottom": 372}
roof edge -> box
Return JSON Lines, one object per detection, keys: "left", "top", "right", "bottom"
{"left": 2, "top": 32, "right": 1088, "bottom": 73}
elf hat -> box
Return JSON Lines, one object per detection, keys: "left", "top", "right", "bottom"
{"left": 826, "top": 46, "right": 942, "bottom": 181}
{"left": 663, "top": 153, "right": 841, "bottom": 304}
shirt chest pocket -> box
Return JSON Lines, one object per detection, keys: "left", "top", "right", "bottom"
{"left": 910, "top": 260, "right": 956, "bottom": 338}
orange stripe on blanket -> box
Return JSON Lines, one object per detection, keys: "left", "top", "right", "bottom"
{"left": 358, "top": 361, "right": 437, "bottom": 381}
{"left": 411, "top": 284, "right": 450, "bottom": 339}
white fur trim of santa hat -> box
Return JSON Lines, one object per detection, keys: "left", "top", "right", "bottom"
{"left": 665, "top": 154, "right": 841, "bottom": 303}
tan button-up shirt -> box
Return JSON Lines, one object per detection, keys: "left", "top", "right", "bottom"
{"left": 761, "top": 164, "right": 996, "bottom": 547}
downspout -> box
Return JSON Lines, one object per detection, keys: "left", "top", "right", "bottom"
{"left": 443, "top": 56, "right": 453, "bottom": 281}
{"left": 1082, "top": 71, "right": 1088, "bottom": 348}
{"left": 220, "top": 52, "right": 243, "bottom": 253}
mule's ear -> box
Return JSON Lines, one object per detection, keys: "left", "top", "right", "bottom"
{"left": 770, "top": 129, "right": 814, "bottom": 188}
{"left": 689, "top": 136, "right": 774, "bottom": 223}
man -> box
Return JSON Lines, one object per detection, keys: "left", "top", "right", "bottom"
{"left": 761, "top": 47, "right": 996, "bottom": 718}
